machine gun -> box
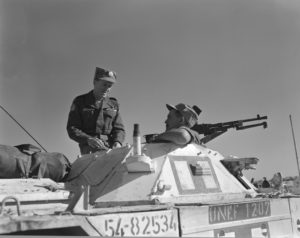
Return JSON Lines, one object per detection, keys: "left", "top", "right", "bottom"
{"left": 191, "top": 114, "right": 268, "bottom": 144}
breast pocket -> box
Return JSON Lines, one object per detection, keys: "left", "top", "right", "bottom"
{"left": 82, "top": 108, "right": 96, "bottom": 125}
{"left": 103, "top": 109, "right": 117, "bottom": 133}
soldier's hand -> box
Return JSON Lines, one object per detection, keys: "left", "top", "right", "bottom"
{"left": 87, "top": 137, "right": 108, "bottom": 150}
{"left": 87, "top": 137, "right": 98, "bottom": 148}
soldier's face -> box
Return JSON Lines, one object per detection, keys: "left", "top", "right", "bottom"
{"left": 93, "top": 80, "right": 113, "bottom": 98}
{"left": 165, "top": 110, "right": 182, "bottom": 131}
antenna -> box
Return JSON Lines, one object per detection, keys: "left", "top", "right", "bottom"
{"left": 289, "top": 114, "right": 300, "bottom": 177}
{"left": 0, "top": 104, "right": 47, "bottom": 152}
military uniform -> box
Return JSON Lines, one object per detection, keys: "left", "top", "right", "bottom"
{"left": 67, "top": 90, "right": 125, "bottom": 154}
{"left": 181, "top": 126, "right": 202, "bottom": 145}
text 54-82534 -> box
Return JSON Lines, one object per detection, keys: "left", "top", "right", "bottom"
{"left": 88, "top": 210, "right": 179, "bottom": 237}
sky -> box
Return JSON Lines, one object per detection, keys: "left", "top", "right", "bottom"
{"left": 1, "top": 0, "right": 300, "bottom": 180}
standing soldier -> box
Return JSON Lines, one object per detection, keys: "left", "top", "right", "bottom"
{"left": 67, "top": 67, "right": 126, "bottom": 154}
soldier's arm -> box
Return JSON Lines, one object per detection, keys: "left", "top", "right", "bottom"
{"left": 110, "top": 112, "right": 126, "bottom": 146}
{"left": 109, "top": 98, "right": 126, "bottom": 146}
{"left": 154, "top": 128, "right": 191, "bottom": 145}
{"left": 66, "top": 99, "right": 91, "bottom": 144}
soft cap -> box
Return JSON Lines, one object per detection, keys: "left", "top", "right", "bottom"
{"left": 94, "top": 67, "right": 117, "bottom": 83}
{"left": 166, "top": 103, "right": 201, "bottom": 127}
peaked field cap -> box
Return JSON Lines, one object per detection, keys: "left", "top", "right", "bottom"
{"left": 94, "top": 67, "right": 117, "bottom": 83}
{"left": 166, "top": 103, "right": 201, "bottom": 127}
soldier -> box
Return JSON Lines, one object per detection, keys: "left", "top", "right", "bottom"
{"left": 261, "top": 177, "right": 271, "bottom": 188}
{"left": 67, "top": 67, "right": 125, "bottom": 154}
{"left": 152, "top": 103, "right": 202, "bottom": 145}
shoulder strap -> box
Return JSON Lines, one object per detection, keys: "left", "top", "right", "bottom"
{"left": 109, "top": 97, "right": 119, "bottom": 109}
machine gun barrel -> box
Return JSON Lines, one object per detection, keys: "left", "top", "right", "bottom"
{"left": 192, "top": 114, "right": 268, "bottom": 143}
{"left": 236, "top": 121, "right": 267, "bottom": 130}
{"left": 214, "top": 114, "right": 267, "bottom": 128}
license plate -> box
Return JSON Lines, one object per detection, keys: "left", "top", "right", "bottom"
{"left": 209, "top": 200, "right": 271, "bottom": 224}
{"left": 87, "top": 209, "right": 178, "bottom": 237}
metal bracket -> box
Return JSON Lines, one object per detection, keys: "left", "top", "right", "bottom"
{"left": 0, "top": 196, "right": 21, "bottom": 216}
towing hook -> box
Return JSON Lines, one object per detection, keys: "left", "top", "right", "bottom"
{"left": 0, "top": 196, "right": 21, "bottom": 216}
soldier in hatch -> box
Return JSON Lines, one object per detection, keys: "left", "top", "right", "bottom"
{"left": 151, "top": 103, "right": 202, "bottom": 145}
{"left": 67, "top": 67, "right": 125, "bottom": 155}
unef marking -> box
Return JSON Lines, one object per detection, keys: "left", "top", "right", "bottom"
{"left": 209, "top": 200, "right": 271, "bottom": 224}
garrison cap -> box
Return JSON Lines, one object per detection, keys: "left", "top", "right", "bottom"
{"left": 166, "top": 103, "right": 201, "bottom": 128}
{"left": 94, "top": 67, "right": 117, "bottom": 83}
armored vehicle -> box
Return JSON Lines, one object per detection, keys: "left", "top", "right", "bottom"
{"left": 1, "top": 115, "right": 300, "bottom": 237}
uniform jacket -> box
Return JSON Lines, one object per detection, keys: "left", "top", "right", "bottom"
{"left": 181, "top": 126, "right": 203, "bottom": 145}
{"left": 67, "top": 90, "right": 125, "bottom": 151}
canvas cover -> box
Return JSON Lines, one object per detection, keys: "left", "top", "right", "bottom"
{"left": 0, "top": 144, "right": 71, "bottom": 182}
